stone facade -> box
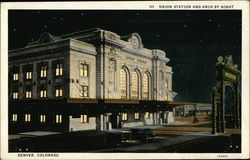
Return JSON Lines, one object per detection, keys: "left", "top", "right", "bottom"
{"left": 9, "top": 28, "right": 176, "bottom": 133}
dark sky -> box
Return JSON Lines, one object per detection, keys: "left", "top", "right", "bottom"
{"left": 8, "top": 10, "right": 242, "bottom": 103}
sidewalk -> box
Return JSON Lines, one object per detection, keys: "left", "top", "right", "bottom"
{"left": 92, "top": 131, "right": 220, "bottom": 152}
{"left": 107, "top": 121, "right": 192, "bottom": 133}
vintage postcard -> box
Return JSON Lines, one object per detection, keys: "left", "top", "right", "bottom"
{"left": 0, "top": 1, "right": 249, "bottom": 159}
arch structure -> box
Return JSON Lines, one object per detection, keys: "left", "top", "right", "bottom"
{"left": 211, "top": 55, "right": 241, "bottom": 134}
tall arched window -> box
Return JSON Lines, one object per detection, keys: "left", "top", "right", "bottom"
{"left": 131, "top": 71, "right": 139, "bottom": 99}
{"left": 142, "top": 73, "right": 149, "bottom": 100}
{"left": 120, "top": 68, "right": 127, "bottom": 99}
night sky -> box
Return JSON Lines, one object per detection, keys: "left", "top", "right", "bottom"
{"left": 8, "top": 10, "right": 242, "bottom": 103}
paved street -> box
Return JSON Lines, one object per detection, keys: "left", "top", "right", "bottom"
{"left": 9, "top": 117, "right": 241, "bottom": 153}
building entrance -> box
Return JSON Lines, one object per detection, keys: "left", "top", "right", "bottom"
{"left": 110, "top": 113, "right": 120, "bottom": 129}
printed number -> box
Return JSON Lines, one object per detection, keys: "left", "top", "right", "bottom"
{"left": 217, "top": 155, "right": 228, "bottom": 157}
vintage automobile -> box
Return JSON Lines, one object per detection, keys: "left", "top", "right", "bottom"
{"left": 130, "top": 128, "right": 158, "bottom": 143}
{"left": 227, "top": 134, "right": 241, "bottom": 153}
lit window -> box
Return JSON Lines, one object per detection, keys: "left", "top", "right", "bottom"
{"left": 142, "top": 73, "right": 149, "bottom": 100}
{"left": 120, "top": 68, "right": 127, "bottom": 99}
{"left": 40, "top": 89, "right": 47, "bottom": 98}
{"left": 121, "top": 113, "right": 128, "bottom": 121}
{"left": 40, "top": 65, "right": 47, "bottom": 78}
{"left": 25, "top": 114, "right": 31, "bottom": 122}
{"left": 80, "top": 114, "right": 88, "bottom": 123}
{"left": 55, "top": 88, "right": 63, "bottom": 97}
{"left": 13, "top": 92, "right": 18, "bottom": 99}
{"left": 144, "top": 112, "right": 150, "bottom": 119}
{"left": 12, "top": 114, "right": 18, "bottom": 122}
{"left": 40, "top": 115, "right": 46, "bottom": 123}
{"left": 81, "top": 86, "right": 89, "bottom": 97}
{"left": 56, "top": 63, "right": 63, "bottom": 76}
{"left": 56, "top": 114, "right": 62, "bottom": 123}
{"left": 25, "top": 89, "right": 32, "bottom": 98}
{"left": 80, "top": 64, "right": 88, "bottom": 77}
{"left": 13, "top": 73, "right": 19, "bottom": 81}
{"left": 26, "top": 71, "right": 32, "bottom": 80}
{"left": 131, "top": 71, "right": 139, "bottom": 99}
{"left": 135, "top": 112, "right": 140, "bottom": 120}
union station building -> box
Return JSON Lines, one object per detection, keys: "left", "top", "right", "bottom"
{"left": 9, "top": 28, "right": 177, "bottom": 133}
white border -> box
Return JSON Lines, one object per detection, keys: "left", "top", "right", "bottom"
{"left": 1, "top": 1, "right": 249, "bottom": 159}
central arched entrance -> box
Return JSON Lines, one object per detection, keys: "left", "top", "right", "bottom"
{"left": 224, "top": 85, "right": 234, "bottom": 128}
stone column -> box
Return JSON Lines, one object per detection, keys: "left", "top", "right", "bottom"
{"left": 20, "top": 66, "right": 24, "bottom": 98}
{"left": 153, "top": 112, "right": 157, "bottom": 124}
{"left": 211, "top": 92, "right": 217, "bottom": 134}
{"left": 236, "top": 82, "right": 241, "bottom": 129}
{"left": 48, "top": 60, "right": 53, "bottom": 98}
{"left": 33, "top": 64, "right": 37, "bottom": 98}
{"left": 96, "top": 114, "right": 104, "bottom": 131}
{"left": 221, "top": 82, "right": 226, "bottom": 133}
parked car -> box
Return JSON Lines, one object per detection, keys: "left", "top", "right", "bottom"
{"left": 227, "top": 134, "right": 241, "bottom": 153}
{"left": 130, "top": 128, "right": 157, "bottom": 143}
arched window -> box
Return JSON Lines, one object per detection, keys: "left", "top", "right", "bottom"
{"left": 120, "top": 68, "right": 127, "bottom": 99}
{"left": 131, "top": 71, "right": 139, "bottom": 99}
{"left": 142, "top": 73, "right": 149, "bottom": 100}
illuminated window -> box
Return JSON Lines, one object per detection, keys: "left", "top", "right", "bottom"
{"left": 81, "top": 86, "right": 89, "bottom": 97}
{"left": 40, "top": 65, "right": 47, "bottom": 78}
{"left": 131, "top": 71, "right": 139, "bottom": 99}
{"left": 13, "top": 92, "right": 18, "bottom": 99}
{"left": 134, "top": 112, "right": 140, "bottom": 120}
{"left": 80, "top": 64, "right": 88, "bottom": 77}
{"left": 55, "top": 87, "right": 63, "bottom": 97}
{"left": 25, "top": 114, "right": 31, "bottom": 122}
{"left": 121, "top": 113, "right": 128, "bottom": 121}
{"left": 40, "top": 89, "right": 47, "bottom": 98}
{"left": 120, "top": 68, "right": 127, "bottom": 99}
{"left": 26, "top": 71, "right": 32, "bottom": 80}
{"left": 142, "top": 73, "right": 149, "bottom": 100}
{"left": 56, "top": 114, "right": 62, "bottom": 123}
{"left": 144, "top": 112, "right": 150, "bottom": 119}
{"left": 56, "top": 63, "right": 63, "bottom": 76}
{"left": 80, "top": 114, "right": 88, "bottom": 123}
{"left": 12, "top": 114, "right": 18, "bottom": 122}
{"left": 40, "top": 115, "right": 46, "bottom": 123}
{"left": 13, "top": 73, "right": 19, "bottom": 81}
{"left": 25, "top": 89, "right": 32, "bottom": 98}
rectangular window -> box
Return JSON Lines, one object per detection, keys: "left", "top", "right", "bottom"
{"left": 40, "top": 65, "right": 47, "bottom": 78}
{"left": 25, "top": 114, "right": 31, "bottom": 122}
{"left": 80, "top": 64, "right": 88, "bottom": 77}
{"left": 40, "top": 115, "right": 46, "bottom": 123}
{"left": 135, "top": 112, "right": 140, "bottom": 120}
{"left": 55, "top": 88, "right": 63, "bottom": 97}
{"left": 40, "top": 89, "right": 47, "bottom": 98}
{"left": 144, "top": 112, "right": 150, "bottom": 119}
{"left": 25, "top": 90, "right": 32, "bottom": 98}
{"left": 80, "top": 114, "right": 88, "bottom": 123}
{"left": 13, "top": 92, "right": 18, "bottom": 99}
{"left": 122, "top": 113, "right": 128, "bottom": 121}
{"left": 56, "top": 63, "right": 63, "bottom": 76}
{"left": 12, "top": 114, "right": 18, "bottom": 122}
{"left": 81, "top": 86, "right": 89, "bottom": 97}
{"left": 13, "top": 73, "right": 19, "bottom": 81}
{"left": 56, "top": 114, "right": 62, "bottom": 123}
{"left": 25, "top": 71, "right": 32, "bottom": 80}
